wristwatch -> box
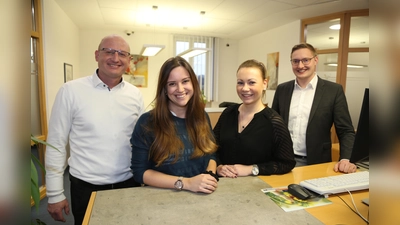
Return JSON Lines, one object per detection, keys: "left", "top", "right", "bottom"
{"left": 174, "top": 177, "right": 184, "bottom": 190}
{"left": 251, "top": 164, "right": 259, "bottom": 176}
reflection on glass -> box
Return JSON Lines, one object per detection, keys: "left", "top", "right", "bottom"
{"left": 31, "top": 37, "right": 41, "bottom": 136}
{"left": 31, "top": 0, "right": 36, "bottom": 31}
{"left": 306, "top": 18, "right": 340, "bottom": 50}
{"left": 349, "top": 16, "right": 369, "bottom": 48}
{"left": 345, "top": 52, "right": 369, "bottom": 128}
{"left": 317, "top": 53, "right": 338, "bottom": 74}
{"left": 176, "top": 41, "right": 189, "bottom": 56}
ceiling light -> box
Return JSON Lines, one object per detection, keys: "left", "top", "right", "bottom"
{"left": 140, "top": 6, "right": 164, "bottom": 56}
{"left": 325, "top": 63, "right": 367, "bottom": 68}
{"left": 177, "top": 48, "right": 211, "bottom": 58}
{"left": 329, "top": 24, "right": 341, "bottom": 30}
{"left": 140, "top": 44, "right": 165, "bottom": 56}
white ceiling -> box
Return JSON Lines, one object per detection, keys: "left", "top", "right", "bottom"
{"left": 54, "top": 0, "right": 369, "bottom": 40}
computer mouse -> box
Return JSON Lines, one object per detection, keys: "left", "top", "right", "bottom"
{"left": 288, "top": 184, "right": 313, "bottom": 200}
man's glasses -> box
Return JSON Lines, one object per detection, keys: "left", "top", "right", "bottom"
{"left": 100, "top": 48, "right": 131, "bottom": 58}
{"left": 290, "top": 56, "right": 316, "bottom": 66}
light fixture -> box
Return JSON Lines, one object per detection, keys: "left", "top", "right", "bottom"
{"left": 329, "top": 24, "right": 341, "bottom": 30}
{"left": 140, "top": 6, "right": 164, "bottom": 56}
{"left": 140, "top": 44, "right": 165, "bottom": 56}
{"left": 176, "top": 11, "right": 211, "bottom": 58}
{"left": 325, "top": 63, "right": 367, "bottom": 68}
{"left": 177, "top": 47, "right": 211, "bottom": 58}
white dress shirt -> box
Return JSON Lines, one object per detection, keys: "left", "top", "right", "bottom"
{"left": 288, "top": 74, "right": 318, "bottom": 156}
{"left": 45, "top": 71, "right": 144, "bottom": 204}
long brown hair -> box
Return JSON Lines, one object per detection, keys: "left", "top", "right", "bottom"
{"left": 147, "top": 56, "right": 217, "bottom": 166}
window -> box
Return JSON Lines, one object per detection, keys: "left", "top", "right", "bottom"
{"left": 174, "top": 35, "right": 215, "bottom": 102}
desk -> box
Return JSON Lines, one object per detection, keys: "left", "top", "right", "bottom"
{"left": 83, "top": 162, "right": 369, "bottom": 225}
{"left": 259, "top": 162, "right": 369, "bottom": 225}
{"left": 205, "top": 108, "right": 224, "bottom": 128}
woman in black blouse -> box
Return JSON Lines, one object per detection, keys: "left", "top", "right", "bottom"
{"left": 214, "top": 59, "right": 295, "bottom": 177}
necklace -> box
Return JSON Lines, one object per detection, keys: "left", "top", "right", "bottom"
{"left": 239, "top": 105, "right": 265, "bottom": 131}
{"left": 239, "top": 112, "right": 252, "bottom": 131}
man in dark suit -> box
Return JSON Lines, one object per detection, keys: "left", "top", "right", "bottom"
{"left": 272, "top": 43, "right": 357, "bottom": 173}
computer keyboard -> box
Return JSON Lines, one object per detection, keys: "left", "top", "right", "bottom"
{"left": 299, "top": 171, "right": 369, "bottom": 196}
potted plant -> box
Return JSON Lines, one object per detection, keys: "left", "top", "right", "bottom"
{"left": 31, "top": 135, "right": 59, "bottom": 225}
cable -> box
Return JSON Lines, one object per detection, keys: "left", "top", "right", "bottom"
{"left": 333, "top": 190, "right": 369, "bottom": 224}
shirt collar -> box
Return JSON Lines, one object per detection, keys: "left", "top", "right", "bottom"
{"left": 294, "top": 73, "right": 318, "bottom": 90}
{"left": 92, "top": 69, "right": 125, "bottom": 89}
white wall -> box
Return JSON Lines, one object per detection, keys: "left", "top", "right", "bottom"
{"left": 234, "top": 20, "right": 301, "bottom": 106}
{"left": 42, "top": 0, "right": 80, "bottom": 121}
{"left": 210, "top": 21, "right": 301, "bottom": 107}
{"left": 212, "top": 38, "right": 240, "bottom": 107}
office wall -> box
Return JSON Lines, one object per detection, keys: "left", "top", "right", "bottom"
{"left": 42, "top": 0, "right": 80, "bottom": 121}
{"left": 212, "top": 38, "right": 240, "bottom": 108}
{"left": 236, "top": 20, "right": 301, "bottom": 106}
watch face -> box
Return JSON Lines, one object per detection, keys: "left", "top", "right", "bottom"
{"left": 252, "top": 166, "right": 259, "bottom": 175}
{"left": 174, "top": 178, "right": 183, "bottom": 190}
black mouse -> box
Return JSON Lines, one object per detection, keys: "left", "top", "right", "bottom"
{"left": 288, "top": 184, "right": 313, "bottom": 200}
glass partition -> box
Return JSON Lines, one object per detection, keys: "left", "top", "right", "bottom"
{"left": 302, "top": 9, "right": 369, "bottom": 142}
{"left": 307, "top": 19, "right": 341, "bottom": 50}
{"left": 349, "top": 16, "right": 369, "bottom": 48}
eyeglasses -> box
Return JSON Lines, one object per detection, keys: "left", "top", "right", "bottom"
{"left": 100, "top": 48, "right": 131, "bottom": 58}
{"left": 290, "top": 56, "right": 316, "bottom": 66}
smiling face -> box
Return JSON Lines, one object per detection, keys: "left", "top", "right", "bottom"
{"left": 166, "top": 66, "right": 194, "bottom": 113}
{"left": 236, "top": 67, "right": 267, "bottom": 106}
{"left": 291, "top": 48, "right": 318, "bottom": 86}
{"left": 95, "top": 35, "right": 131, "bottom": 83}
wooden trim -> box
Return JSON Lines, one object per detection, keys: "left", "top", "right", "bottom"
{"left": 82, "top": 192, "right": 97, "bottom": 225}
{"left": 336, "top": 13, "right": 350, "bottom": 91}
{"left": 35, "top": 0, "right": 48, "bottom": 137}
{"left": 348, "top": 47, "right": 369, "bottom": 53}
{"left": 31, "top": 186, "right": 47, "bottom": 206}
{"left": 315, "top": 49, "right": 339, "bottom": 54}
{"left": 31, "top": 0, "right": 48, "bottom": 190}
{"left": 31, "top": 30, "right": 40, "bottom": 38}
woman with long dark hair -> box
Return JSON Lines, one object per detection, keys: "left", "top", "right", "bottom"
{"left": 131, "top": 56, "right": 218, "bottom": 193}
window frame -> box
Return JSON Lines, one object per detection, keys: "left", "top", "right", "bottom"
{"left": 173, "top": 35, "right": 215, "bottom": 102}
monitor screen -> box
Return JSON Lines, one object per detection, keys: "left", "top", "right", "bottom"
{"left": 350, "top": 88, "right": 369, "bottom": 163}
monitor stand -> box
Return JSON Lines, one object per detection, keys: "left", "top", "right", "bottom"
{"left": 356, "top": 160, "right": 369, "bottom": 170}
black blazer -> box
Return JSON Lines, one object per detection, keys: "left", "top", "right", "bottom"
{"left": 271, "top": 76, "right": 355, "bottom": 165}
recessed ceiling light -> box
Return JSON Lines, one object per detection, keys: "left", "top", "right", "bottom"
{"left": 329, "top": 24, "right": 341, "bottom": 30}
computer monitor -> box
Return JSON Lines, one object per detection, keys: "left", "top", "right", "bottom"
{"left": 350, "top": 88, "right": 369, "bottom": 164}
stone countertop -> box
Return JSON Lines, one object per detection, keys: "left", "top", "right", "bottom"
{"left": 88, "top": 176, "right": 323, "bottom": 225}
